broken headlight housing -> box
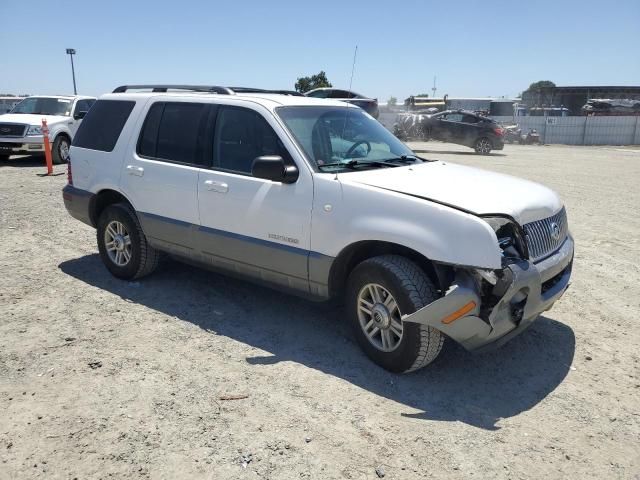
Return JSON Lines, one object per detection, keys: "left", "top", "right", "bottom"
{"left": 482, "top": 216, "right": 527, "bottom": 259}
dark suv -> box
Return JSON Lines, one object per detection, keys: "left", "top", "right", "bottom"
{"left": 305, "top": 88, "right": 379, "bottom": 118}
{"left": 396, "top": 110, "right": 505, "bottom": 154}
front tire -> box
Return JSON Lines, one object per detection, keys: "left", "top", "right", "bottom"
{"left": 52, "top": 135, "right": 70, "bottom": 164}
{"left": 347, "top": 255, "right": 444, "bottom": 373}
{"left": 97, "top": 203, "right": 160, "bottom": 280}
{"left": 474, "top": 137, "right": 493, "bottom": 154}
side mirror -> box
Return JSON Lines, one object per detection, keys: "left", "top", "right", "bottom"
{"left": 74, "top": 111, "right": 88, "bottom": 120}
{"left": 251, "top": 155, "right": 298, "bottom": 184}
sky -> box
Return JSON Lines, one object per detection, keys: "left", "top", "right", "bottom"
{"left": 1, "top": 0, "right": 638, "bottom": 102}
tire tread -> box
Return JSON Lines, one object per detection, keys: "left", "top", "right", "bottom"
{"left": 114, "top": 203, "right": 160, "bottom": 279}
{"left": 364, "top": 255, "right": 445, "bottom": 372}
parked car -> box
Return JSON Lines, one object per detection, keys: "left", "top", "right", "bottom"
{"left": 395, "top": 109, "right": 505, "bottom": 154}
{"left": 0, "top": 95, "right": 96, "bottom": 163}
{"left": 305, "top": 88, "right": 379, "bottom": 118}
{"left": 63, "top": 84, "right": 573, "bottom": 373}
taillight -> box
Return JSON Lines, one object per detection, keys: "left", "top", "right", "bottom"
{"left": 494, "top": 127, "right": 505, "bottom": 136}
{"left": 67, "top": 157, "right": 73, "bottom": 185}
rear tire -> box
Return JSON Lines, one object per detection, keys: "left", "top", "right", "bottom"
{"left": 52, "top": 135, "right": 70, "bottom": 164}
{"left": 96, "top": 203, "right": 160, "bottom": 280}
{"left": 474, "top": 137, "right": 493, "bottom": 154}
{"left": 346, "top": 255, "right": 445, "bottom": 373}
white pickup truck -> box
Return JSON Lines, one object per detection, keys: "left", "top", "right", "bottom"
{"left": 62, "top": 85, "right": 573, "bottom": 373}
{"left": 0, "top": 95, "right": 95, "bottom": 163}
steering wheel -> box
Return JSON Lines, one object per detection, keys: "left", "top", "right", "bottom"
{"left": 345, "top": 140, "right": 371, "bottom": 158}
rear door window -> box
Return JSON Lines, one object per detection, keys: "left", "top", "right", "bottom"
{"left": 137, "top": 102, "right": 210, "bottom": 166}
{"left": 72, "top": 100, "right": 135, "bottom": 152}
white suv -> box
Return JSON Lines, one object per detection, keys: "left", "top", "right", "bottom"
{"left": 63, "top": 85, "right": 573, "bottom": 373}
{"left": 0, "top": 95, "right": 96, "bottom": 163}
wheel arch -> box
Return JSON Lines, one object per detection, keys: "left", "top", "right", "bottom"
{"left": 89, "top": 189, "right": 134, "bottom": 227}
{"left": 327, "top": 240, "right": 454, "bottom": 299}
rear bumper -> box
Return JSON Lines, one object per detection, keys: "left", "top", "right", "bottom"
{"left": 403, "top": 235, "right": 574, "bottom": 351}
{"left": 62, "top": 185, "right": 95, "bottom": 227}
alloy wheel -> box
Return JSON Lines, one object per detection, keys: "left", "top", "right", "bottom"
{"left": 357, "top": 283, "right": 404, "bottom": 352}
{"left": 104, "top": 220, "right": 132, "bottom": 266}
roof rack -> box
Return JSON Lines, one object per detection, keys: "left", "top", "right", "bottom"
{"left": 228, "top": 87, "right": 303, "bottom": 96}
{"left": 112, "top": 85, "right": 234, "bottom": 94}
{"left": 112, "top": 85, "right": 304, "bottom": 96}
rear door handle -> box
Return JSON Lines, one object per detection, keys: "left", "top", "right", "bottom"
{"left": 126, "top": 165, "right": 144, "bottom": 177}
{"left": 204, "top": 180, "right": 229, "bottom": 193}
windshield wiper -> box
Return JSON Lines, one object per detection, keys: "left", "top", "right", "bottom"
{"left": 383, "top": 155, "right": 423, "bottom": 164}
{"left": 318, "top": 159, "right": 399, "bottom": 171}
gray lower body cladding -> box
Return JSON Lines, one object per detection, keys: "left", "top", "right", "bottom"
{"left": 62, "top": 185, "right": 94, "bottom": 227}
{"left": 137, "top": 211, "right": 333, "bottom": 299}
{"left": 402, "top": 235, "right": 574, "bottom": 351}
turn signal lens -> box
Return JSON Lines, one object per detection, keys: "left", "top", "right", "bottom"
{"left": 441, "top": 301, "right": 477, "bottom": 324}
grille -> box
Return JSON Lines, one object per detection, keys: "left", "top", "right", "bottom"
{"left": 523, "top": 207, "right": 568, "bottom": 261}
{"left": 0, "top": 123, "right": 27, "bottom": 137}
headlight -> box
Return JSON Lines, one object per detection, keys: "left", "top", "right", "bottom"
{"left": 482, "top": 215, "right": 526, "bottom": 258}
{"left": 26, "top": 125, "right": 43, "bottom": 135}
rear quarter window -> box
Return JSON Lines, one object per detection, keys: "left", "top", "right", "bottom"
{"left": 72, "top": 100, "right": 136, "bottom": 152}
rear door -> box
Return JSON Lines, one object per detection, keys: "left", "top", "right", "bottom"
{"left": 459, "top": 114, "right": 483, "bottom": 146}
{"left": 196, "top": 104, "right": 313, "bottom": 291}
{"left": 120, "top": 99, "right": 211, "bottom": 256}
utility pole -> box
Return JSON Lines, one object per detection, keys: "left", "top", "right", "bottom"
{"left": 66, "top": 49, "right": 77, "bottom": 95}
{"left": 431, "top": 76, "right": 437, "bottom": 98}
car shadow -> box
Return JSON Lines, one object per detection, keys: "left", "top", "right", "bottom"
{"left": 0, "top": 155, "right": 47, "bottom": 167}
{"left": 414, "top": 149, "right": 507, "bottom": 157}
{"left": 59, "top": 254, "right": 575, "bottom": 430}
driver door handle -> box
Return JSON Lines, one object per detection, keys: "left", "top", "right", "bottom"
{"left": 204, "top": 179, "right": 229, "bottom": 193}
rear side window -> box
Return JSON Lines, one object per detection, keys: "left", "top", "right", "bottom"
{"left": 73, "top": 100, "right": 135, "bottom": 152}
{"left": 137, "top": 102, "right": 209, "bottom": 165}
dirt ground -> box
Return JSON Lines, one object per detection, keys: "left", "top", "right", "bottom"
{"left": 1, "top": 143, "right": 639, "bottom": 480}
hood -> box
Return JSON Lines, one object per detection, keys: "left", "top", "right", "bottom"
{"left": 338, "top": 161, "right": 563, "bottom": 225}
{"left": 0, "top": 113, "right": 70, "bottom": 126}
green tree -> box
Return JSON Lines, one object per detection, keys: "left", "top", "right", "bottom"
{"left": 294, "top": 71, "right": 332, "bottom": 93}
{"left": 525, "top": 80, "right": 556, "bottom": 92}
{"left": 387, "top": 96, "right": 397, "bottom": 106}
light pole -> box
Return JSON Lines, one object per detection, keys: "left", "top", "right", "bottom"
{"left": 66, "top": 48, "right": 77, "bottom": 94}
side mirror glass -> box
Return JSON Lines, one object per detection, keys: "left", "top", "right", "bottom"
{"left": 74, "top": 111, "right": 87, "bottom": 120}
{"left": 251, "top": 155, "right": 298, "bottom": 184}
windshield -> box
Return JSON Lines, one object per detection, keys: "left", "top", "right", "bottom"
{"left": 277, "top": 106, "right": 416, "bottom": 171}
{"left": 10, "top": 97, "right": 73, "bottom": 116}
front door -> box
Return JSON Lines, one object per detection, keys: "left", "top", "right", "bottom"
{"left": 197, "top": 105, "right": 313, "bottom": 292}
{"left": 438, "top": 112, "right": 465, "bottom": 143}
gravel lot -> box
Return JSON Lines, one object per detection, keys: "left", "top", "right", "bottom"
{"left": 1, "top": 143, "right": 639, "bottom": 479}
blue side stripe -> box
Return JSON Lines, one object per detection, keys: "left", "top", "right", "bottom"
{"left": 199, "top": 224, "right": 309, "bottom": 256}
{"left": 139, "top": 211, "right": 331, "bottom": 259}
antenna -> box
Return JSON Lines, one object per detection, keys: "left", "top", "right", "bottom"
{"left": 348, "top": 45, "right": 358, "bottom": 91}
{"left": 432, "top": 75, "right": 437, "bottom": 98}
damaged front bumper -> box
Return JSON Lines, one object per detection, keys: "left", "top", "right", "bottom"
{"left": 402, "top": 235, "right": 574, "bottom": 351}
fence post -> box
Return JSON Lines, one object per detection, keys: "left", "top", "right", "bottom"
{"left": 582, "top": 116, "right": 589, "bottom": 145}
{"left": 634, "top": 116, "right": 640, "bottom": 145}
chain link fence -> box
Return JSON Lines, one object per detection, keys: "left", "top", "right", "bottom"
{"left": 378, "top": 112, "right": 640, "bottom": 145}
